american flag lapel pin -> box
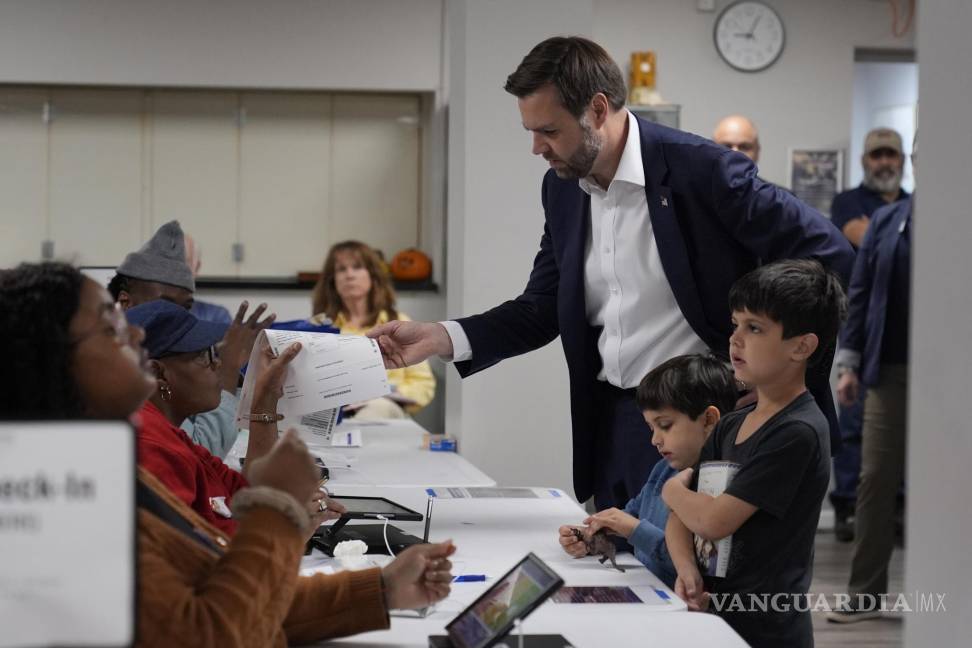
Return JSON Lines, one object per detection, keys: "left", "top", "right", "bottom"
{"left": 661, "top": 197, "right": 669, "bottom": 207}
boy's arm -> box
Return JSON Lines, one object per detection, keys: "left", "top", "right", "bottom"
{"left": 662, "top": 469, "right": 757, "bottom": 542}
{"left": 664, "top": 512, "right": 707, "bottom": 611}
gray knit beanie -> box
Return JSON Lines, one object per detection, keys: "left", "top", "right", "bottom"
{"left": 116, "top": 220, "right": 195, "bottom": 292}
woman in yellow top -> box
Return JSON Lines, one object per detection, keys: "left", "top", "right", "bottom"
{"left": 310, "top": 241, "right": 435, "bottom": 419}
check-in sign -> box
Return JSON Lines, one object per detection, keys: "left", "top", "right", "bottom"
{"left": 0, "top": 421, "right": 135, "bottom": 647}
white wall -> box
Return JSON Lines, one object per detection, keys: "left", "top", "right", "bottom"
{"left": 593, "top": 0, "right": 915, "bottom": 188}
{"left": 850, "top": 62, "right": 918, "bottom": 192}
{"left": 0, "top": 0, "right": 442, "bottom": 91}
{"left": 445, "top": 0, "right": 592, "bottom": 496}
{"left": 906, "top": 3, "right": 972, "bottom": 642}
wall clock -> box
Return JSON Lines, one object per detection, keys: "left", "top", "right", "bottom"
{"left": 714, "top": 1, "right": 786, "bottom": 72}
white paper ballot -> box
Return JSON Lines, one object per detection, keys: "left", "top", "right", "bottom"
{"left": 0, "top": 421, "right": 135, "bottom": 647}
{"left": 237, "top": 330, "right": 390, "bottom": 440}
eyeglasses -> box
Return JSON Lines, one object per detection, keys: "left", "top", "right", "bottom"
{"left": 191, "top": 345, "right": 219, "bottom": 368}
{"left": 72, "top": 302, "right": 131, "bottom": 347}
{"left": 160, "top": 345, "right": 219, "bottom": 368}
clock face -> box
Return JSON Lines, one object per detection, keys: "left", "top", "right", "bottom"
{"left": 714, "top": 1, "right": 785, "bottom": 72}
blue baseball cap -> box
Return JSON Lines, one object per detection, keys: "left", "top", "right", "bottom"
{"left": 126, "top": 300, "right": 228, "bottom": 359}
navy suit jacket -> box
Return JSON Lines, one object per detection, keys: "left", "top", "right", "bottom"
{"left": 456, "top": 116, "right": 855, "bottom": 501}
{"left": 838, "top": 197, "right": 912, "bottom": 387}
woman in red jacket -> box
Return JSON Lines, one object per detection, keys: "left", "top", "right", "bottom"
{"left": 126, "top": 298, "right": 292, "bottom": 535}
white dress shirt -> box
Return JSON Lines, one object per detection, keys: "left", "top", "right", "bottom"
{"left": 443, "top": 111, "right": 707, "bottom": 388}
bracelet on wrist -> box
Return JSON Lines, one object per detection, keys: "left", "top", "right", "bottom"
{"left": 241, "top": 412, "right": 282, "bottom": 424}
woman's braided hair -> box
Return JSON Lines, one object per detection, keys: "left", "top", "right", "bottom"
{"left": 0, "top": 262, "right": 85, "bottom": 418}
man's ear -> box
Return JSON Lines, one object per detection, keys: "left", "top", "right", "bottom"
{"left": 792, "top": 333, "right": 819, "bottom": 363}
{"left": 590, "top": 92, "right": 610, "bottom": 127}
{"left": 117, "top": 290, "right": 132, "bottom": 310}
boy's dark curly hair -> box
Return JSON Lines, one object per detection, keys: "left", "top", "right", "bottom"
{"left": 0, "top": 262, "right": 85, "bottom": 418}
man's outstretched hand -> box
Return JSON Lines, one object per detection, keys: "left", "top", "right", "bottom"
{"left": 366, "top": 320, "right": 454, "bottom": 369}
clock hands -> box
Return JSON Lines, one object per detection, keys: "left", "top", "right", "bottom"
{"left": 749, "top": 14, "right": 762, "bottom": 35}
{"left": 733, "top": 14, "right": 763, "bottom": 41}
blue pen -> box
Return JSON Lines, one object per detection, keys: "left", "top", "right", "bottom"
{"left": 453, "top": 574, "right": 487, "bottom": 583}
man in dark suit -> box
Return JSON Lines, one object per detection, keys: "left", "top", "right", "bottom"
{"left": 369, "top": 37, "right": 854, "bottom": 511}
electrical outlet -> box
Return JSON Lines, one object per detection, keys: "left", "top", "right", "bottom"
{"left": 697, "top": 0, "right": 716, "bottom": 12}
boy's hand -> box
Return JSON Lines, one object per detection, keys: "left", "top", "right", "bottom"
{"left": 557, "top": 525, "right": 589, "bottom": 558}
{"left": 583, "top": 508, "right": 639, "bottom": 539}
{"left": 674, "top": 567, "right": 710, "bottom": 611}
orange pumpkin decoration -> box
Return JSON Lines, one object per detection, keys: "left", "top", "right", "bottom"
{"left": 390, "top": 248, "right": 432, "bottom": 282}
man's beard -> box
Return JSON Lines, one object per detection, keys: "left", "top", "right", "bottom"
{"left": 550, "top": 117, "right": 601, "bottom": 180}
{"left": 863, "top": 165, "right": 903, "bottom": 194}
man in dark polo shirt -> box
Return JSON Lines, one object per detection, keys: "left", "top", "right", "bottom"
{"left": 831, "top": 128, "right": 910, "bottom": 248}
{"left": 828, "top": 127, "right": 909, "bottom": 541}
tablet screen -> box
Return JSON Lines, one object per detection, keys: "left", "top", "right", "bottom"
{"left": 446, "top": 553, "right": 563, "bottom": 648}
{"left": 328, "top": 496, "right": 423, "bottom": 520}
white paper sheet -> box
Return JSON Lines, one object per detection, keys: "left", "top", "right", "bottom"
{"left": 236, "top": 330, "right": 390, "bottom": 440}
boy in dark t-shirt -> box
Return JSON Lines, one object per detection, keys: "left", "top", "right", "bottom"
{"left": 662, "top": 259, "right": 848, "bottom": 648}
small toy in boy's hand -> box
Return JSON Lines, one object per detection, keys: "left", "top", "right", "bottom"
{"left": 571, "top": 527, "right": 625, "bottom": 572}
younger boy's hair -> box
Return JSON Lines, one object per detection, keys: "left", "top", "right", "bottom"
{"left": 728, "top": 258, "right": 848, "bottom": 367}
{"left": 636, "top": 354, "right": 739, "bottom": 419}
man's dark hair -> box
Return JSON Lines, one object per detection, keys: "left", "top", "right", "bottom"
{"left": 0, "top": 262, "right": 85, "bottom": 418}
{"left": 504, "top": 36, "right": 627, "bottom": 118}
{"left": 728, "top": 259, "right": 848, "bottom": 367}
{"left": 107, "top": 273, "right": 130, "bottom": 301}
{"left": 636, "top": 354, "right": 739, "bottom": 419}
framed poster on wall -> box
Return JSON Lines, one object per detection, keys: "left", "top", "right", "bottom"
{"left": 787, "top": 149, "right": 843, "bottom": 217}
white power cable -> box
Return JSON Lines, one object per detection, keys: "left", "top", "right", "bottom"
{"left": 376, "top": 514, "right": 396, "bottom": 557}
